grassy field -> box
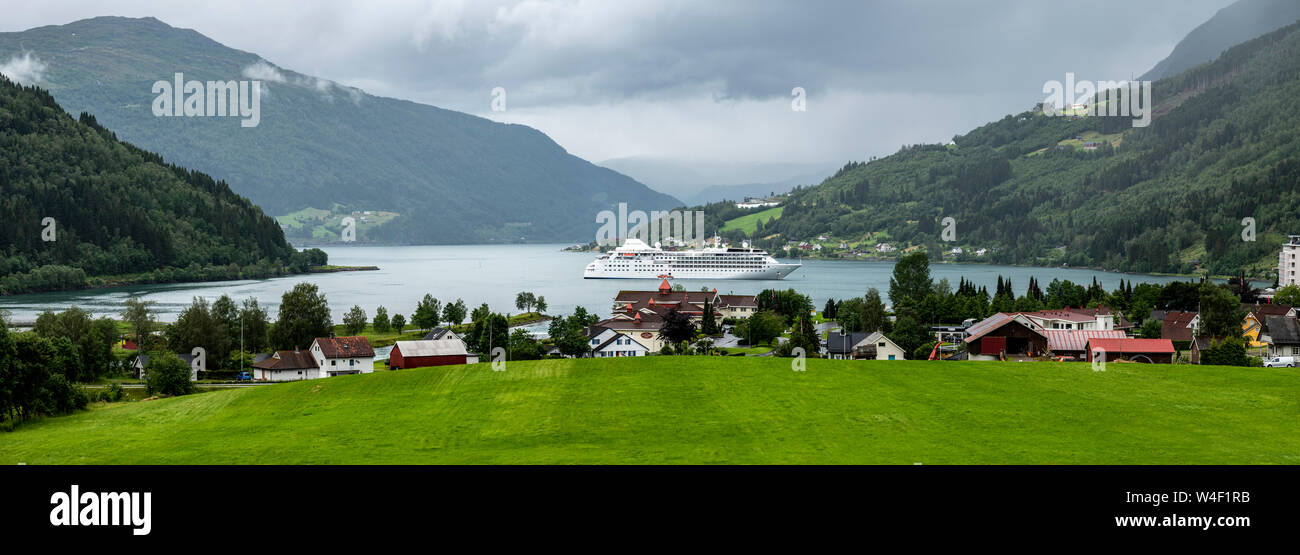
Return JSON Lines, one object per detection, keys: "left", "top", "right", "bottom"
{"left": 2, "top": 357, "right": 1297, "bottom": 464}
{"left": 720, "top": 206, "right": 783, "bottom": 235}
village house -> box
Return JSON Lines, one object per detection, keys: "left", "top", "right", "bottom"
{"left": 1159, "top": 311, "right": 1200, "bottom": 342}
{"left": 826, "top": 331, "right": 906, "bottom": 360}
{"left": 251, "top": 350, "right": 320, "bottom": 381}
{"left": 584, "top": 326, "right": 649, "bottom": 358}
{"left": 1241, "top": 304, "right": 1295, "bottom": 348}
{"left": 1263, "top": 315, "right": 1300, "bottom": 358}
{"left": 310, "top": 336, "right": 376, "bottom": 376}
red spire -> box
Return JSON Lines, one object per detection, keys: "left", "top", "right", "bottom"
{"left": 658, "top": 278, "right": 671, "bottom": 294}
{"left": 634, "top": 312, "right": 642, "bottom": 323}
{"left": 648, "top": 298, "right": 655, "bottom": 307}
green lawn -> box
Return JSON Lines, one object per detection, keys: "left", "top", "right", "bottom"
{"left": 719, "top": 206, "right": 783, "bottom": 235}
{"left": 2, "top": 358, "right": 1297, "bottom": 464}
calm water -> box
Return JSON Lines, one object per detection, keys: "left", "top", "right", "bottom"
{"left": 0, "top": 244, "right": 1247, "bottom": 331}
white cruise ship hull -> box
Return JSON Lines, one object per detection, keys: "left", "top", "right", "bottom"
{"left": 584, "top": 262, "right": 801, "bottom": 280}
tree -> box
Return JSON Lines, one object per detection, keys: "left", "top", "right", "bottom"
{"left": 861, "top": 289, "right": 888, "bottom": 333}
{"left": 32, "top": 307, "right": 116, "bottom": 381}
{"left": 144, "top": 353, "right": 194, "bottom": 396}
{"left": 271, "top": 282, "right": 333, "bottom": 350}
{"left": 470, "top": 303, "right": 492, "bottom": 324}
{"left": 659, "top": 308, "right": 698, "bottom": 345}
{"left": 1199, "top": 283, "right": 1243, "bottom": 339}
{"left": 701, "top": 297, "right": 719, "bottom": 335}
{"left": 508, "top": 328, "right": 542, "bottom": 360}
{"left": 239, "top": 297, "right": 270, "bottom": 354}
{"left": 467, "top": 313, "right": 509, "bottom": 354}
{"left": 1200, "top": 337, "right": 1248, "bottom": 367}
{"left": 343, "top": 305, "right": 368, "bottom": 335}
{"left": 120, "top": 296, "right": 157, "bottom": 348}
{"left": 889, "top": 250, "right": 933, "bottom": 310}
{"left": 515, "top": 292, "right": 537, "bottom": 314}
{"left": 442, "top": 299, "right": 467, "bottom": 326}
{"left": 1274, "top": 285, "right": 1300, "bottom": 307}
{"left": 166, "top": 297, "right": 231, "bottom": 370}
{"left": 786, "top": 315, "right": 820, "bottom": 355}
{"left": 413, "top": 295, "right": 442, "bottom": 331}
{"left": 535, "top": 296, "right": 548, "bottom": 314}
{"left": 1138, "top": 318, "right": 1163, "bottom": 339}
{"left": 392, "top": 314, "right": 407, "bottom": 334}
{"left": 549, "top": 309, "right": 595, "bottom": 357}
{"left": 373, "top": 306, "right": 391, "bottom": 333}
{"left": 888, "top": 308, "right": 931, "bottom": 356}
{"left": 743, "top": 311, "right": 785, "bottom": 346}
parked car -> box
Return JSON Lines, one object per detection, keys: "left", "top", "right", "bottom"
{"left": 237, "top": 371, "right": 252, "bottom": 381}
{"left": 1262, "top": 356, "right": 1295, "bottom": 368}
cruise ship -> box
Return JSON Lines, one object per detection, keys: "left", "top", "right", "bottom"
{"left": 583, "top": 238, "right": 801, "bottom": 280}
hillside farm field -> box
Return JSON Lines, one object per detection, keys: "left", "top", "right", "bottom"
{"left": 2, "top": 358, "right": 1297, "bottom": 464}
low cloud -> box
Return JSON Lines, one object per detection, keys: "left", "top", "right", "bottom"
{"left": 0, "top": 52, "right": 47, "bottom": 85}
{"left": 241, "top": 60, "right": 286, "bottom": 83}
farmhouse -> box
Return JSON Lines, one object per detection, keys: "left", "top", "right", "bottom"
{"left": 1085, "top": 338, "right": 1175, "bottom": 364}
{"left": 592, "top": 310, "right": 668, "bottom": 352}
{"left": 1160, "top": 311, "right": 1200, "bottom": 342}
{"left": 826, "top": 331, "right": 906, "bottom": 360}
{"left": 584, "top": 326, "right": 649, "bottom": 357}
{"left": 1263, "top": 315, "right": 1300, "bottom": 358}
{"left": 310, "top": 336, "right": 376, "bottom": 376}
{"left": 963, "top": 313, "right": 1048, "bottom": 360}
{"left": 1242, "top": 304, "right": 1295, "bottom": 348}
{"left": 251, "top": 350, "right": 320, "bottom": 381}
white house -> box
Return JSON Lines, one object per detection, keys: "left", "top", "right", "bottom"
{"left": 585, "top": 326, "right": 649, "bottom": 357}
{"left": 825, "top": 331, "right": 906, "bottom": 360}
{"left": 251, "top": 350, "right": 320, "bottom": 381}
{"left": 310, "top": 336, "right": 376, "bottom": 377}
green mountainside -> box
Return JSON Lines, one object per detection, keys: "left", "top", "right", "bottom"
{"left": 0, "top": 16, "right": 679, "bottom": 244}
{"left": 0, "top": 75, "right": 318, "bottom": 294}
{"left": 748, "top": 20, "right": 1300, "bottom": 279}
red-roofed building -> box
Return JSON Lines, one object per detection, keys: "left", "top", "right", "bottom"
{"left": 963, "top": 313, "right": 1048, "bottom": 360}
{"left": 1085, "top": 338, "right": 1175, "bottom": 364}
{"left": 310, "top": 336, "right": 376, "bottom": 376}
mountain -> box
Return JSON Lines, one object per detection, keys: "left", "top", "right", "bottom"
{"left": 0, "top": 17, "right": 678, "bottom": 244}
{"left": 1141, "top": 0, "right": 1300, "bottom": 81}
{"left": 0, "top": 74, "right": 318, "bottom": 295}
{"left": 748, "top": 20, "right": 1300, "bottom": 279}
{"left": 600, "top": 157, "right": 835, "bottom": 205}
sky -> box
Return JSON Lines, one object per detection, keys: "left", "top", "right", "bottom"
{"left": 3, "top": 0, "right": 1236, "bottom": 169}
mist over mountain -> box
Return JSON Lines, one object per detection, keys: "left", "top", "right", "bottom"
{"left": 1141, "top": 0, "right": 1300, "bottom": 80}
{"left": 0, "top": 16, "right": 678, "bottom": 245}
{"left": 600, "top": 157, "right": 837, "bottom": 205}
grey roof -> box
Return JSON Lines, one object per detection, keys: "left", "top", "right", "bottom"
{"left": 593, "top": 331, "right": 648, "bottom": 352}
{"left": 1265, "top": 316, "right": 1300, "bottom": 345}
{"left": 393, "top": 339, "right": 469, "bottom": 357}
{"left": 826, "top": 332, "right": 871, "bottom": 354}
{"left": 422, "top": 328, "right": 455, "bottom": 341}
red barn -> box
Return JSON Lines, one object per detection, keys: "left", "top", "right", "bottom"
{"left": 1085, "top": 338, "right": 1175, "bottom": 364}
{"left": 389, "top": 339, "right": 471, "bottom": 369}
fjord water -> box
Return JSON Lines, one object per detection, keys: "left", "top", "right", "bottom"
{"left": 0, "top": 244, "right": 1234, "bottom": 330}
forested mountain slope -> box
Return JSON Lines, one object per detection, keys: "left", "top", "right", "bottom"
{"left": 757, "top": 21, "right": 1300, "bottom": 279}
{"left": 0, "top": 75, "right": 318, "bottom": 294}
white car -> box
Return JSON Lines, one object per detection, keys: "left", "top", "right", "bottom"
{"left": 1263, "top": 356, "right": 1295, "bottom": 368}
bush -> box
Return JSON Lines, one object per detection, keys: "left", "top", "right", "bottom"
{"left": 97, "top": 382, "right": 126, "bottom": 403}
{"left": 35, "top": 374, "right": 89, "bottom": 415}
{"left": 145, "top": 354, "right": 195, "bottom": 396}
